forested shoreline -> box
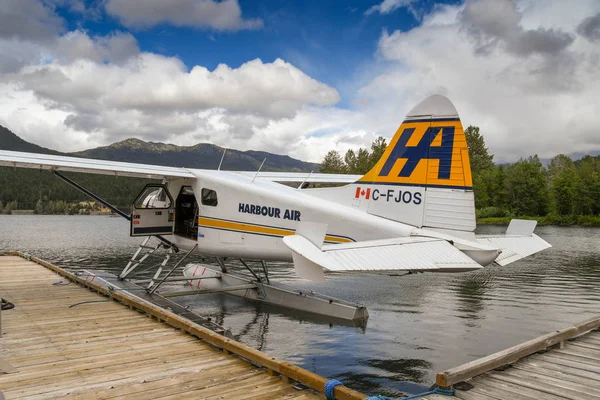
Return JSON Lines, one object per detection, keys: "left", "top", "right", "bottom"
{"left": 320, "top": 126, "right": 600, "bottom": 226}
{"left": 0, "top": 168, "right": 153, "bottom": 215}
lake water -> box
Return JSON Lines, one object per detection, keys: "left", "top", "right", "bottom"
{"left": 1, "top": 215, "right": 600, "bottom": 397}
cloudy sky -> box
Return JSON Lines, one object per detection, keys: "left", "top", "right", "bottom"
{"left": 0, "top": 0, "right": 599, "bottom": 163}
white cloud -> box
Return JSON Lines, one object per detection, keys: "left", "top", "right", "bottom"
{"left": 577, "top": 12, "right": 600, "bottom": 42}
{"left": 0, "top": 0, "right": 64, "bottom": 41}
{"left": 360, "top": 0, "right": 600, "bottom": 163}
{"left": 365, "top": 0, "right": 418, "bottom": 17}
{"left": 105, "top": 0, "right": 263, "bottom": 31}
{"left": 55, "top": 30, "right": 140, "bottom": 64}
{"left": 459, "top": 0, "right": 574, "bottom": 57}
{"left": 9, "top": 54, "right": 339, "bottom": 145}
{"left": 0, "top": 16, "right": 340, "bottom": 157}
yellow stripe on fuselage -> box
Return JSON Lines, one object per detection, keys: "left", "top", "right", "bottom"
{"left": 198, "top": 217, "right": 352, "bottom": 243}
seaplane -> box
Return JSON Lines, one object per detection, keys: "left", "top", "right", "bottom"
{"left": 0, "top": 95, "right": 551, "bottom": 323}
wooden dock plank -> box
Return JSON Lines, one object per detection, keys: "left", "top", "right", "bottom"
{"left": 0, "top": 254, "right": 338, "bottom": 400}
{"left": 517, "top": 357, "right": 600, "bottom": 383}
{"left": 566, "top": 340, "right": 600, "bottom": 351}
{"left": 18, "top": 362, "right": 257, "bottom": 400}
{"left": 501, "top": 368, "right": 600, "bottom": 398}
{"left": 0, "top": 345, "right": 219, "bottom": 392}
{"left": 468, "top": 377, "right": 565, "bottom": 400}
{"left": 508, "top": 363, "right": 600, "bottom": 392}
{"left": 535, "top": 352, "right": 600, "bottom": 374}
{"left": 151, "top": 374, "right": 286, "bottom": 400}
{"left": 453, "top": 389, "right": 507, "bottom": 400}
{"left": 61, "top": 362, "right": 249, "bottom": 400}
{"left": 481, "top": 371, "right": 593, "bottom": 400}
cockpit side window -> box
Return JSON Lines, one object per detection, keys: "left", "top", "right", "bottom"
{"left": 201, "top": 188, "right": 218, "bottom": 207}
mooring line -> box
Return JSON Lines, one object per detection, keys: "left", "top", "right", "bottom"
{"left": 69, "top": 285, "right": 147, "bottom": 308}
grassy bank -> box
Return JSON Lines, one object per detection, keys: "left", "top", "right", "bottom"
{"left": 477, "top": 215, "right": 600, "bottom": 226}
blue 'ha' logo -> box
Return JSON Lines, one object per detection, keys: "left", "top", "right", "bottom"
{"left": 378, "top": 126, "right": 455, "bottom": 179}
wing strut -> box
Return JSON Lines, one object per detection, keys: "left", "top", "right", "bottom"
{"left": 52, "top": 170, "right": 178, "bottom": 251}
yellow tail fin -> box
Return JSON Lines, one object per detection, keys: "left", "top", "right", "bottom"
{"left": 359, "top": 95, "right": 472, "bottom": 190}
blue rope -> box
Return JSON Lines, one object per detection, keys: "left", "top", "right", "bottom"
{"left": 324, "top": 378, "right": 455, "bottom": 400}
{"left": 402, "top": 387, "right": 455, "bottom": 399}
{"left": 366, "top": 387, "right": 455, "bottom": 400}
{"left": 324, "top": 379, "right": 344, "bottom": 400}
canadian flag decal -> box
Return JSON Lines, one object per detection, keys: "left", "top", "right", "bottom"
{"left": 355, "top": 187, "right": 371, "bottom": 199}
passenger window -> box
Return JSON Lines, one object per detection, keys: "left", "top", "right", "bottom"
{"left": 201, "top": 188, "right": 218, "bottom": 207}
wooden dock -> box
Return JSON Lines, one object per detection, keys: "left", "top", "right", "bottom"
{"left": 430, "top": 315, "right": 600, "bottom": 400}
{"left": 4, "top": 251, "right": 600, "bottom": 400}
{"left": 0, "top": 253, "right": 366, "bottom": 400}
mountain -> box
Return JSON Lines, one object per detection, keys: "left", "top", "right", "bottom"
{"left": 0, "top": 126, "right": 317, "bottom": 172}
{"left": 0, "top": 125, "right": 61, "bottom": 155}
{"left": 73, "top": 138, "right": 317, "bottom": 172}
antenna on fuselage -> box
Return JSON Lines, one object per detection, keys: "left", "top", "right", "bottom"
{"left": 217, "top": 148, "right": 227, "bottom": 171}
{"left": 297, "top": 170, "right": 313, "bottom": 189}
{"left": 252, "top": 158, "right": 266, "bottom": 183}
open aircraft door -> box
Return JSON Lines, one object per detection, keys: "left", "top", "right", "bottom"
{"left": 130, "top": 184, "right": 175, "bottom": 236}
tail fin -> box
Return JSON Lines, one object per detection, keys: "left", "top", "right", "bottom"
{"left": 356, "top": 94, "right": 475, "bottom": 231}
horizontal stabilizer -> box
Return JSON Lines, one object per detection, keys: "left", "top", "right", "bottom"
{"left": 283, "top": 235, "right": 483, "bottom": 279}
{"left": 476, "top": 234, "right": 551, "bottom": 266}
{"left": 476, "top": 219, "right": 551, "bottom": 266}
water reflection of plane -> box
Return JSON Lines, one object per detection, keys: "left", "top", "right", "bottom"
{"left": 174, "top": 260, "right": 369, "bottom": 331}
{"left": 233, "top": 307, "right": 270, "bottom": 351}
{"left": 184, "top": 290, "right": 368, "bottom": 342}
{"left": 451, "top": 273, "right": 493, "bottom": 321}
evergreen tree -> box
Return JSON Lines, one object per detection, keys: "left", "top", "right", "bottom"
{"left": 574, "top": 156, "right": 600, "bottom": 215}
{"left": 465, "top": 126, "right": 496, "bottom": 209}
{"left": 505, "top": 156, "right": 549, "bottom": 216}
{"left": 369, "top": 136, "right": 387, "bottom": 167}
{"left": 465, "top": 126, "right": 494, "bottom": 174}
{"left": 320, "top": 150, "right": 347, "bottom": 173}
{"left": 548, "top": 155, "right": 578, "bottom": 215}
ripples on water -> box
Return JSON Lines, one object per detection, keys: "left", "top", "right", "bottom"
{"left": 1, "top": 215, "right": 600, "bottom": 397}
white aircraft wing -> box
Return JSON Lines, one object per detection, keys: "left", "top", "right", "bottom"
{"left": 0, "top": 150, "right": 358, "bottom": 183}
{"left": 476, "top": 219, "right": 551, "bottom": 266}
{"left": 232, "top": 171, "right": 361, "bottom": 183}
{"left": 283, "top": 235, "right": 483, "bottom": 281}
{"left": 0, "top": 149, "right": 194, "bottom": 179}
